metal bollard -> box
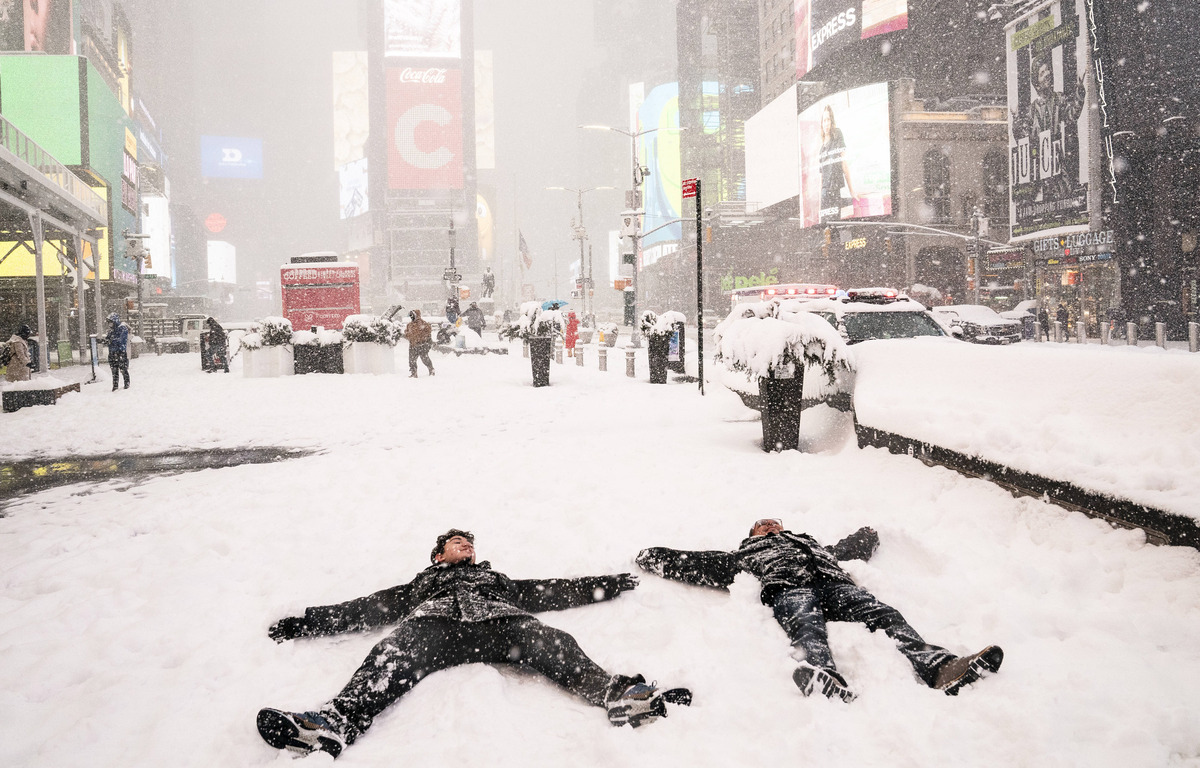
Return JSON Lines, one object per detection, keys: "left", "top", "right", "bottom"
{"left": 625, "top": 348, "right": 636, "bottom": 378}
{"left": 1053, "top": 320, "right": 1063, "bottom": 343}
{"left": 1076, "top": 320, "right": 1086, "bottom": 344}
{"left": 575, "top": 347, "right": 584, "bottom": 366}
{"left": 1126, "top": 322, "right": 1138, "bottom": 346}
{"left": 523, "top": 341, "right": 529, "bottom": 358}
{"left": 555, "top": 338, "right": 564, "bottom": 364}
{"left": 598, "top": 347, "right": 607, "bottom": 372}
{"left": 1155, "top": 321, "right": 1166, "bottom": 349}
{"left": 1034, "top": 321, "right": 1043, "bottom": 342}
{"left": 1190, "top": 322, "right": 1199, "bottom": 353}
{"left": 1101, "top": 321, "right": 1110, "bottom": 345}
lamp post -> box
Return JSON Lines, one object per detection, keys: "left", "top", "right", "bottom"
{"left": 580, "top": 124, "right": 684, "bottom": 346}
{"left": 546, "top": 185, "right": 614, "bottom": 327}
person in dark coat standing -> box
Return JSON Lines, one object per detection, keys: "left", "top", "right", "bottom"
{"left": 103, "top": 313, "right": 131, "bottom": 390}
{"left": 461, "top": 301, "right": 485, "bottom": 338}
{"left": 636, "top": 518, "right": 1003, "bottom": 703}
{"left": 4, "top": 324, "right": 32, "bottom": 382}
{"left": 403, "top": 309, "right": 435, "bottom": 378}
{"left": 1037, "top": 307, "right": 1051, "bottom": 341}
{"left": 257, "top": 529, "right": 689, "bottom": 758}
{"left": 205, "top": 317, "right": 230, "bottom": 373}
{"left": 1055, "top": 303, "right": 1070, "bottom": 341}
{"left": 445, "top": 295, "right": 460, "bottom": 324}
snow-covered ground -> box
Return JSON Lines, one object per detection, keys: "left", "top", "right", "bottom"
{"left": 1, "top": 339, "right": 1198, "bottom": 767}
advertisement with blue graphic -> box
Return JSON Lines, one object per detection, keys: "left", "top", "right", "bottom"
{"left": 201, "top": 136, "right": 264, "bottom": 179}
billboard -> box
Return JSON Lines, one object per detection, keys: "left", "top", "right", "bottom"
{"left": 332, "top": 51, "right": 369, "bottom": 168}
{"left": 339, "top": 157, "right": 369, "bottom": 219}
{"left": 386, "top": 66, "right": 463, "bottom": 190}
{"left": 0, "top": 0, "right": 74, "bottom": 53}
{"left": 635, "top": 82, "right": 682, "bottom": 251}
{"left": 1006, "top": 0, "right": 1092, "bottom": 241}
{"left": 207, "top": 240, "right": 237, "bottom": 284}
{"left": 797, "top": 82, "right": 892, "bottom": 227}
{"left": 0, "top": 56, "right": 83, "bottom": 163}
{"left": 475, "top": 51, "right": 495, "bottom": 169}
{"left": 201, "top": 136, "right": 264, "bottom": 179}
{"left": 384, "top": 0, "right": 461, "bottom": 59}
{"left": 745, "top": 84, "right": 799, "bottom": 212}
{"left": 796, "top": 0, "right": 909, "bottom": 79}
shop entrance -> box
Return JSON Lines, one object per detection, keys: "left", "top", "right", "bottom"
{"left": 1037, "top": 259, "right": 1119, "bottom": 336}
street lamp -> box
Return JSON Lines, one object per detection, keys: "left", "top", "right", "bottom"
{"left": 546, "top": 185, "right": 614, "bottom": 328}
{"left": 580, "top": 124, "right": 685, "bottom": 345}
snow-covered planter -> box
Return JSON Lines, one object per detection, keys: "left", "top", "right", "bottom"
{"left": 241, "top": 316, "right": 294, "bottom": 378}
{"left": 714, "top": 302, "right": 855, "bottom": 451}
{"left": 341, "top": 314, "right": 399, "bottom": 374}
{"left": 597, "top": 322, "right": 619, "bottom": 347}
{"left": 515, "top": 303, "right": 564, "bottom": 387}
{"left": 292, "top": 329, "right": 344, "bottom": 375}
{"left": 639, "top": 310, "right": 687, "bottom": 384}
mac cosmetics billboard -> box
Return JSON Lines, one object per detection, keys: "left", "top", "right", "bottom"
{"left": 746, "top": 84, "right": 800, "bottom": 212}
{"left": 0, "top": 0, "right": 74, "bottom": 53}
{"left": 796, "top": 82, "right": 893, "bottom": 228}
{"left": 635, "top": 82, "right": 682, "bottom": 251}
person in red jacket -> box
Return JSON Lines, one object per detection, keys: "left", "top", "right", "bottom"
{"left": 564, "top": 311, "right": 580, "bottom": 356}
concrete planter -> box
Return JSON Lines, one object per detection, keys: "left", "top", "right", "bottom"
{"left": 243, "top": 346, "right": 295, "bottom": 378}
{"left": 343, "top": 342, "right": 396, "bottom": 375}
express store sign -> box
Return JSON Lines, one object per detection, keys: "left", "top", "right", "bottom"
{"left": 386, "top": 67, "right": 463, "bottom": 190}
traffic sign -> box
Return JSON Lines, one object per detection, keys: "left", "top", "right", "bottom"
{"left": 682, "top": 178, "right": 698, "bottom": 199}
{"left": 443, "top": 269, "right": 461, "bottom": 283}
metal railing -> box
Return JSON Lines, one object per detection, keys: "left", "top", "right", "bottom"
{"left": 0, "top": 113, "right": 106, "bottom": 222}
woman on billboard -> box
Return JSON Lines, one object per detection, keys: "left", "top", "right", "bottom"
{"left": 818, "top": 105, "right": 857, "bottom": 223}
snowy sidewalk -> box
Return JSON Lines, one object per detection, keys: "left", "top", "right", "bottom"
{"left": 0, "top": 343, "right": 1198, "bottom": 767}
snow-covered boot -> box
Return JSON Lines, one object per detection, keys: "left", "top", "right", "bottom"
{"left": 605, "top": 675, "right": 692, "bottom": 728}
{"left": 793, "top": 662, "right": 857, "bottom": 703}
{"left": 256, "top": 708, "right": 347, "bottom": 757}
{"left": 933, "top": 645, "right": 1004, "bottom": 695}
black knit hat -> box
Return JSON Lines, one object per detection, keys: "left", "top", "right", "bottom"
{"left": 431, "top": 528, "right": 474, "bottom": 563}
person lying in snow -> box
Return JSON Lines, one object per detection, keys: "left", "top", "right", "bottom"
{"left": 636, "top": 518, "right": 1002, "bottom": 703}
{"left": 258, "top": 529, "right": 690, "bottom": 758}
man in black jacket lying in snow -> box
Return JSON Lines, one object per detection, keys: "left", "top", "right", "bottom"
{"left": 259, "top": 529, "right": 690, "bottom": 758}
{"left": 636, "top": 518, "right": 1002, "bottom": 703}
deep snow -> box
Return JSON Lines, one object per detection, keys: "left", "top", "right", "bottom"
{"left": 1, "top": 338, "right": 1198, "bottom": 767}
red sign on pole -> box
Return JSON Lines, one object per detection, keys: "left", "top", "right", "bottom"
{"left": 682, "top": 178, "right": 698, "bottom": 199}
{"left": 205, "top": 213, "right": 227, "bottom": 233}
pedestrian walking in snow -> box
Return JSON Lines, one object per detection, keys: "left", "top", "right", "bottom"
{"left": 205, "top": 317, "right": 230, "bottom": 373}
{"left": 636, "top": 518, "right": 1003, "bottom": 703}
{"left": 1056, "top": 303, "right": 1070, "bottom": 341}
{"left": 462, "top": 301, "right": 486, "bottom": 338}
{"left": 3, "top": 324, "right": 33, "bottom": 382}
{"left": 404, "top": 309, "right": 435, "bottom": 378}
{"left": 103, "top": 313, "right": 131, "bottom": 390}
{"left": 258, "top": 529, "right": 690, "bottom": 758}
{"left": 1037, "top": 308, "right": 1051, "bottom": 341}
{"left": 564, "top": 311, "right": 580, "bottom": 356}
{"left": 445, "top": 295, "right": 460, "bottom": 324}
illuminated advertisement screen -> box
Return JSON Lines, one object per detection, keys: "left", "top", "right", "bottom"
{"left": 332, "top": 51, "right": 369, "bottom": 168}
{"left": 338, "top": 157, "right": 369, "bottom": 219}
{"left": 475, "top": 51, "right": 496, "bottom": 169}
{"left": 0, "top": 56, "right": 83, "bottom": 163}
{"left": 384, "top": 0, "right": 461, "bottom": 59}
{"left": 636, "top": 82, "right": 682, "bottom": 250}
{"left": 796, "top": 0, "right": 908, "bottom": 79}
{"left": 745, "top": 84, "right": 799, "bottom": 212}
{"left": 201, "top": 136, "right": 264, "bottom": 179}
{"left": 386, "top": 66, "right": 463, "bottom": 190}
{"left": 207, "top": 240, "right": 237, "bottom": 284}
{"left": 0, "top": 0, "right": 74, "bottom": 53}
{"left": 1006, "top": 0, "right": 1092, "bottom": 241}
{"left": 797, "top": 82, "right": 892, "bottom": 227}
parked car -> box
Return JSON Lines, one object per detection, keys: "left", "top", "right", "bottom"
{"left": 930, "top": 304, "right": 1023, "bottom": 344}
{"left": 1000, "top": 300, "right": 1039, "bottom": 340}
{"left": 790, "top": 291, "right": 950, "bottom": 345}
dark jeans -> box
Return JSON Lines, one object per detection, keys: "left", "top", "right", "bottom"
{"left": 109, "top": 350, "right": 130, "bottom": 389}
{"left": 771, "top": 583, "right": 953, "bottom": 686}
{"left": 327, "top": 616, "right": 614, "bottom": 742}
{"left": 407, "top": 342, "right": 433, "bottom": 375}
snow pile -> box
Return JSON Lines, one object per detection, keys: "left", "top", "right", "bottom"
{"left": 341, "top": 315, "right": 401, "bottom": 347}
{"left": 292, "top": 329, "right": 345, "bottom": 348}
{"left": 714, "top": 301, "right": 853, "bottom": 388}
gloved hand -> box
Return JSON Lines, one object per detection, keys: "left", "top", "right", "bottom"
{"left": 615, "top": 573, "right": 640, "bottom": 592}
{"left": 268, "top": 616, "right": 309, "bottom": 643}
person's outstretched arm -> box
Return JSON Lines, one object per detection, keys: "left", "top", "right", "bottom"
{"left": 508, "top": 573, "right": 639, "bottom": 613}
{"left": 829, "top": 527, "right": 879, "bottom": 562}
{"left": 635, "top": 547, "right": 740, "bottom": 590}
{"left": 267, "top": 581, "right": 416, "bottom": 642}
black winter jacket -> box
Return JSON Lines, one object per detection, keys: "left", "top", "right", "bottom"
{"left": 293, "top": 560, "right": 633, "bottom": 637}
{"left": 636, "top": 527, "right": 878, "bottom": 606}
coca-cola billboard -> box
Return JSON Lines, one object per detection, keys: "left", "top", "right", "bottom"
{"left": 386, "top": 66, "right": 463, "bottom": 190}
{"left": 384, "top": 0, "right": 461, "bottom": 59}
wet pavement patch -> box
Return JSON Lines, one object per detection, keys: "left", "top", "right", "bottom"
{"left": 0, "top": 446, "right": 318, "bottom": 508}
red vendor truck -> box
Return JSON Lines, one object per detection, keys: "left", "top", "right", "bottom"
{"left": 280, "top": 253, "right": 360, "bottom": 330}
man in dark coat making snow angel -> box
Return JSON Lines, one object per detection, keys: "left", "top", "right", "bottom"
{"left": 258, "top": 529, "right": 690, "bottom": 758}
{"left": 636, "top": 518, "right": 1002, "bottom": 703}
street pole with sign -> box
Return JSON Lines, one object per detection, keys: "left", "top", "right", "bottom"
{"left": 684, "top": 177, "right": 704, "bottom": 395}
